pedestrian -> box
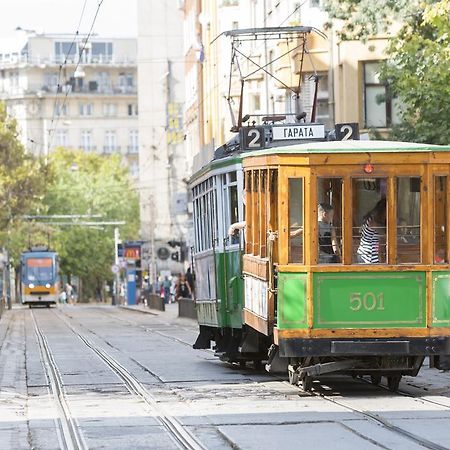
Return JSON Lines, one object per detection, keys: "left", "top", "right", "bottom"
{"left": 59, "top": 290, "right": 67, "bottom": 304}
{"left": 185, "top": 267, "right": 195, "bottom": 299}
{"left": 162, "top": 276, "right": 171, "bottom": 304}
{"left": 66, "top": 283, "right": 74, "bottom": 304}
{"left": 176, "top": 274, "right": 192, "bottom": 301}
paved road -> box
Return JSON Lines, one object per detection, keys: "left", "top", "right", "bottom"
{"left": 0, "top": 304, "right": 449, "bottom": 449}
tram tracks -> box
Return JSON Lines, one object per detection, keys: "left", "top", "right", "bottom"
{"left": 52, "top": 309, "right": 207, "bottom": 450}
{"left": 57, "top": 307, "right": 450, "bottom": 450}
{"left": 31, "top": 310, "right": 87, "bottom": 450}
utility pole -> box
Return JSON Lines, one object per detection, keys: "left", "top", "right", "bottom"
{"left": 113, "top": 227, "right": 121, "bottom": 306}
{"left": 149, "top": 194, "right": 157, "bottom": 293}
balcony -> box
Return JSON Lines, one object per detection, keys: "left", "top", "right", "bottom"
{"left": 79, "top": 145, "right": 97, "bottom": 152}
{"left": 0, "top": 54, "right": 136, "bottom": 67}
{"left": 103, "top": 145, "right": 121, "bottom": 154}
{"left": 127, "top": 145, "right": 139, "bottom": 154}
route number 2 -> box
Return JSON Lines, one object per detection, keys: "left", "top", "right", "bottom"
{"left": 349, "top": 292, "right": 385, "bottom": 311}
{"left": 242, "top": 126, "right": 265, "bottom": 150}
{"left": 335, "top": 122, "right": 359, "bottom": 141}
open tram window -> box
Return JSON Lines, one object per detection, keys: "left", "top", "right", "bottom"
{"left": 397, "top": 177, "right": 421, "bottom": 264}
{"left": 288, "top": 178, "right": 304, "bottom": 264}
{"left": 352, "top": 178, "right": 387, "bottom": 264}
{"left": 434, "top": 176, "right": 447, "bottom": 264}
{"left": 317, "top": 178, "right": 343, "bottom": 264}
{"left": 222, "top": 172, "right": 239, "bottom": 246}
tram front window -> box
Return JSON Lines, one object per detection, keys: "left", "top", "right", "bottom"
{"left": 26, "top": 258, "right": 53, "bottom": 283}
{"left": 352, "top": 178, "right": 387, "bottom": 264}
{"left": 288, "top": 178, "right": 304, "bottom": 263}
{"left": 317, "top": 178, "right": 342, "bottom": 264}
{"left": 397, "top": 177, "right": 421, "bottom": 264}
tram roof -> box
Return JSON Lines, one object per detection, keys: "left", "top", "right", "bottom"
{"left": 243, "top": 140, "right": 450, "bottom": 157}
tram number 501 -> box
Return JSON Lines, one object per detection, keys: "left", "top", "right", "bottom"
{"left": 349, "top": 292, "right": 385, "bottom": 311}
{"left": 241, "top": 126, "right": 265, "bottom": 150}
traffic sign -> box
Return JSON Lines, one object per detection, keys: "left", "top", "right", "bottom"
{"left": 111, "top": 264, "right": 120, "bottom": 274}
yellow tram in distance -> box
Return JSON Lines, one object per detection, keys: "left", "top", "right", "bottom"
{"left": 242, "top": 139, "right": 450, "bottom": 391}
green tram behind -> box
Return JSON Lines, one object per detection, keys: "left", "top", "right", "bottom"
{"left": 192, "top": 123, "right": 450, "bottom": 391}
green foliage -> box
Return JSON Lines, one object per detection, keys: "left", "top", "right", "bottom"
{"left": 380, "top": 0, "right": 450, "bottom": 144}
{"left": 322, "top": 0, "right": 416, "bottom": 41}
{"left": 44, "top": 148, "right": 139, "bottom": 297}
{"left": 0, "top": 102, "right": 51, "bottom": 251}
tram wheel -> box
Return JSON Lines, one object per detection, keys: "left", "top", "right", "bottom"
{"left": 370, "top": 375, "right": 382, "bottom": 386}
{"left": 300, "top": 375, "right": 313, "bottom": 392}
{"left": 387, "top": 375, "right": 402, "bottom": 392}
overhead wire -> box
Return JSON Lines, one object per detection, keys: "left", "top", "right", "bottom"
{"left": 48, "top": 0, "right": 105, "bottom": 152}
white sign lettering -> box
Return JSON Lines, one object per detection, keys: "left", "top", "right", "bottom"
{"left": 272, "top": 124, "right": 325, "bottom": 141}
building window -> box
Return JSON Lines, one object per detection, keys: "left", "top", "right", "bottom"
{"left": 127, "top": 103, "right": 138, "bottom": 116}
{"left": 104, "top": 130, "right": 117, "bottom": 153}
{"left": 103, "top": 103, "right": 117, "bottom": 116}
{"left": 92, "top": 42, "right": 113, "bottom": 63}
{"left": 81, "top": 130, "right": 93, "bottom": 151}
{"left": 56, "top": 130, "right": 68, "bottom": 147}
{"left": 128, "top": 130, "right": 139, "bottom": 153}
{"left": 129, "top": 161, "right": 139, "bottom": 178}
{"left": 55, "top": 42, "right": 77, "bottom": 63}
{"left": 363, "top": 61, "right": 401, "bottom": 128}
{"left": 79, "top": 103, "right": 93, "bottom": 116}
{"left": 55, "top": 103, "right": 68, "bottom": 116}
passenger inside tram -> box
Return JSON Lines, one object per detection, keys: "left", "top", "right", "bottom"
{"left": 356, "top": 197, "right": 386, "bottom": 264}
{"left": 318, "top": 203, "right": 341, "bottom": 263}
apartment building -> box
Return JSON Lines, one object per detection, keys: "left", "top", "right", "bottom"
{"left": 185, "top": 0, "right": 397, "bottom": 172}
{"left": 137, "top": 0, "right": 187, "bottom": 278}
{"left": 0, "top": 31, "right": 139, "bottom": 178}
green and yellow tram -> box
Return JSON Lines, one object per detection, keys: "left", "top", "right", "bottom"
{"left": 242, "top": 139, "right": 450, "bottom": 390}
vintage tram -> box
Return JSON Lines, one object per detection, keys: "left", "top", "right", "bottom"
{"left": 192, "top": 122, "right": 450, "bottom": 391}
{"left": 20, "top": 247, "right": 59, "bottom": 307}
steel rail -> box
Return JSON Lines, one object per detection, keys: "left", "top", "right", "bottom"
{"left": 279, "top": 374, "right": 450, "bottom": 450}
{"left": 31, "top": 311, "right": 87, "bottom": 450}
{"left": 55, "top": 311, "right": 206, "bottom": 450}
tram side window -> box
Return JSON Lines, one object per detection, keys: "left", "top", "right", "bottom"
{"left": 317, "top": 178, "right": 343, "bottom": 264}
{"left": 192, "top": 178, "right": 217, "bottom": 253}
{"left": 434, "top": 176, "right": 447, "bottom": 264}
{"left": 397, "top": 177, "right": 421, "bottom": 264}
{"left": 288, "top": 178, "right": 304, "bottom": 264}
{"left": 352, "top": 178, "right": 387, "bottom": 264}
{"left": 222, "top": 172, "right": 239, "bottom": 246}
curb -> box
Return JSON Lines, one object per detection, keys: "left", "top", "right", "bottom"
{"left": 118, "top": 305, "right": 159, "bottom": 315}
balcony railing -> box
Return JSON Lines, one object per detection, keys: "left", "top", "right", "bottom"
{"left": 79, "top": 145, "right": 97, "bottom": 152}
{"left": 0, "top": 54, "right": 136, "bottom": 67}
{"left": 103, "top": 145, "right": 121, "bottom": 154}
{"left": 127, "top": 145, "right": 139, "bottom": 154}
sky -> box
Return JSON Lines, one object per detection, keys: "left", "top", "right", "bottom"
{"left": 0, "top": 0, "right": 137, "bottom": 39}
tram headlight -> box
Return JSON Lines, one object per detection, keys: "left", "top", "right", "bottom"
{"left": 28, "top": 283, "right": 35, "bottom": 289}
{"left": 45, "top": 283, "right": 51, "bottom": 288}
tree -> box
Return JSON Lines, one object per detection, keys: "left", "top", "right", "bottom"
{"left": 322, "top": 0, "right": 415, "bottom": 41}
{"left": 44, "top": 148, "right": 139, "bottom": 300}
{"left": 0, "top": 102, "right": 51, "bottom": 254}
{"left": 380, "top": 0, "right": 450, "bottom": 144}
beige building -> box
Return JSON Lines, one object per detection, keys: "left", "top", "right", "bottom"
{"left": 185, "top": 0, "right": 398, "bottom": 171}
{"left": 137, "top": 0, "right": 187, "bottom": 278}
{"left": 0, "top": 31, "right": 139, "bottom": 178}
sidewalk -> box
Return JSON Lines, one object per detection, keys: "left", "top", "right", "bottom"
{"left": 119, "top": 302, "right": 197, "bottom": 327}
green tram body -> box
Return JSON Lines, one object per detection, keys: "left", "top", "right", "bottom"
{"left": 192, "top": 135, "right": 450, "bottom": 389}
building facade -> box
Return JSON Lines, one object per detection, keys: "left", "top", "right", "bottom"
{"left": 0, "top": 31, "right": 139, "bottom": 178}
{"left": 137, "top": 0, "right": 188, "bottom": 281}
{"left": 185, "top": 0, "right": 397, "bottom": 173}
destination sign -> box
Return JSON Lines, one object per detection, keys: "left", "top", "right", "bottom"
{"left": 272, "top": 124, "right": 325, "bottom": 141}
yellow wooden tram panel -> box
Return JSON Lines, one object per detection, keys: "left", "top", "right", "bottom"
{"left": 242, "top": 148, "right": 450, "bottom": 339}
